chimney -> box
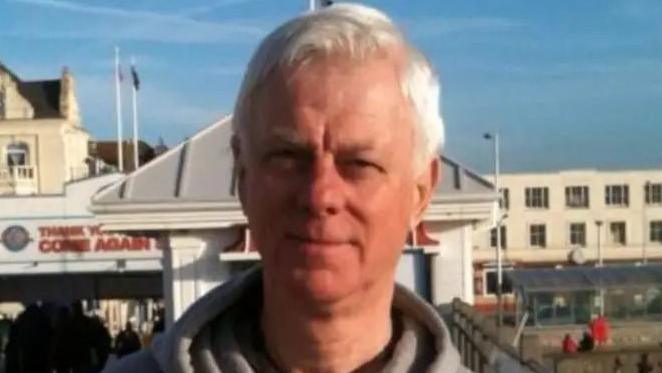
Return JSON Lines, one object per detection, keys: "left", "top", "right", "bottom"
{"left": 59, "top": 66, "right": 81, "bottom": 124}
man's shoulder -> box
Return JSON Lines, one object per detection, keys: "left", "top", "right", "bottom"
{"left": 102, "top": 349, "right": 161, "bottom": 373}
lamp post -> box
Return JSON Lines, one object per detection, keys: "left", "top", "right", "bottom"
{"left": 484, "top": 132, "right": 503, "bottom": 328}
{"left": 309, "top": 0, "right": 332, "bottom": 10}
{"left": 643, "top": 181, "right": 650, "bottom": 265}
{"left": 595, "top": 219, "right": 605, "bottom": 316}
{"left": 595, "top": 220, "right": 603, "bottom": 267}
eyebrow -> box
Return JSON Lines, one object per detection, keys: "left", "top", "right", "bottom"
{"left": 261, "top": 126, "right": 380, "bottom": 154}
{"left": 264, "top": 128, "right": 311, "bottom": 148}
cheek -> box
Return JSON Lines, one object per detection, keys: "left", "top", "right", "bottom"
{"left": 243, "top": 170, "right": 296, "bottom": 251}
{"left": 352, "top": 180, "right": 414, "bottom": 267}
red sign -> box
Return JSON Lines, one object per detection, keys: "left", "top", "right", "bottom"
{"left": 37, "top": 225, "right": 153, "bottom": 254}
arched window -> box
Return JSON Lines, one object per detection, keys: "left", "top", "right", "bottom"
{"left": 6, "top": 142, "right": 29, "bottom": 167}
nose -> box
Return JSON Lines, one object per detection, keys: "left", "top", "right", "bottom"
{"left": 296, "top": 155, "right": 345, "bottom": 217}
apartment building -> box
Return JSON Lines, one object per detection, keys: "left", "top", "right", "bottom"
{"left": 0, "top": 62, "right": 90, "bottom": 195}
{"left": 473, "top": 169, "right": 662, "bottom": 306}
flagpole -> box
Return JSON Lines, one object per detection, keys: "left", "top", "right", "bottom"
{"left": 131, "top": 57, "right": 140, "bottom": 171}
{"left": 114, "top": 46, "right": 124, "bottom": 173}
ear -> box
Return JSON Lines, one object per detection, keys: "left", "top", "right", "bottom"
{"left": 411, "top": 157, "right": 440, "bottom": 226}
{"left": 231, "top": 134, "right": 247, "bottom": 209}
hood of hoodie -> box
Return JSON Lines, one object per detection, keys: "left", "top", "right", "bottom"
{"left": 148, "top": 267, "right": 463, "bottom": 373}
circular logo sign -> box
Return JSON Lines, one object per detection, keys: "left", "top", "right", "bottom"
{"left": 1, "top": 225, "right": 31, "bottom": 252}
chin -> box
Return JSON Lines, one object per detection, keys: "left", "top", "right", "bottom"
{"left": 288, "top": 268, "right": 358, "bottom": 304}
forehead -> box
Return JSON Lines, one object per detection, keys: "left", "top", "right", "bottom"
{"left": 248, "top": 53, "right": 413, "bottom": 146}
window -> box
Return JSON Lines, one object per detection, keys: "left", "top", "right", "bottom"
{"left": 530, "top": 224, "right": 547, "bottom": 248}
{"left": 490, "top": 226, "right": 507, "bottom": 248}
{"left": 650, "top": 221, "right": 662, "bottom": 243}
{"left": 6, "top": 142, "right": 29, "bottom": 167}
{"left": 609, "top": 222, "right": 627, "bottom": 246}
{"left": 525, "top": 187, "right": 549, "bottom": 208}
{"left": 569, "top": 223, "right": 586, "bottom": 246}
{"left": 499, "top": 188, "right": 509, "bottom": 210}
{"left": 484, "top": 271, "right": 513, "bottom": 295}
{"left": 605, "top": 184, "right": 629, "bottom": 207}
{"left": 565, "top": 186, "right": 589, "bottom": 208}
{"left": 645, "top": 183, "right": 662, "bottom": 205}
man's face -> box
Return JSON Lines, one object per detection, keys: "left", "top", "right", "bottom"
{"left": 237, "top": 53, "right": 437, "bottom": 303}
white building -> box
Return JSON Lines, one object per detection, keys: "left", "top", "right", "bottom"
{"left": 0, "top": 62, "right": 161, "bottom": 334}
{"left": 0, "top": 63, "right": 90, "bottom": 195}
{"left": 473, "top": 169, "right": 662, "bottom": 308}
{"left": 91, "top": 116, "right": 497, "bottom": 325}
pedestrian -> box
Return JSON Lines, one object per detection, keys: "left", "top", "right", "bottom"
{"left": 4, "top": 303, "right": 53, "bottom": 373}
{"left": 114, "top": 322, "right": 141, "bottom": 358}
{"left": 579, "top": 331, "right": 595, "bottom": 352}
{"left": 562, "top": 333, "right": 577, "bottom": 353}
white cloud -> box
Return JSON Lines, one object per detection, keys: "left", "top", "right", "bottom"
{"left": 6, "top": 0, "right": 266, "bottom": 44}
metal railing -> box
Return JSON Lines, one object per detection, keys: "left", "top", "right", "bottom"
{"left": 0, "top": 165, "right": 36, "bottom": 181}
{"left": 0, "top": 165, "right": 38, "bottom": 194}
{"left": 450, "top": 298, "right": 549, "bottom": 372}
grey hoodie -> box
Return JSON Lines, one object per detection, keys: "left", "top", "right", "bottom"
{"left": 103, "top": 268, "right": 468, "bottom": 373}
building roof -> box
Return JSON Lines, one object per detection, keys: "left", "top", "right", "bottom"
{"left": 16, "top": 79, "right": 62, "bottom": 119}
{"left": 0, "top": 62, "right": 21, "bottom": 82}
{"left": 1, "top": 61, "right": 63, "bottom": 119}
{"left": 92, "top": 140, "right": 156, "bottom": 172}
{"left": 507, "top": 265, "right": 662, "bottom": 293}
{"left": 93, "top": 116, "right": 495, "bottom": 207}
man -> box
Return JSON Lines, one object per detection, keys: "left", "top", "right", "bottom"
{"left": 115, "top": 321, "right": 142, "bottom": 358}
{"left": 105, "top": 3, "right": 466, "bottom": 372}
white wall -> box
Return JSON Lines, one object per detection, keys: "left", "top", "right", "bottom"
{"left": 163, "top": 229, "right": 239, "bottom": 325}
{"left": 0, "top": 174, "right": 161, "bottom": 274}
{"left": 475, "top": 170, "right": 662, "bottom": 264}
{"left": 430, "top": 221, "right": 475, "bottom": 305}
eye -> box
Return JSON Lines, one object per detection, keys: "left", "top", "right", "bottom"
{"left": 339, "top": 158, "right": 385, "bottom": 175}
{"left": 263, "top": 149, "right": 309, "bottom": 171}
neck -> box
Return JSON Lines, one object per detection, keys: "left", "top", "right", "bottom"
{"left": 261, "top": 276, "right": 395, "bottom": 373}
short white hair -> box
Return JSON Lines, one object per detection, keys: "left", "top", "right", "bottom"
{"left": 233, "top": 3, "right": 444, "bottom": 170}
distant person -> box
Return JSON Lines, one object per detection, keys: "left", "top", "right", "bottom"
{"left": 578, "top": 331, "right": 595, "bottom": 352}
{"left": 562, "top": 333, "right": 577, "bottom": 353}
{"left": 4, "top": 303, "right": 53, "bottom": 373}
{"left": 53, "top": 306, "right": 73, "bottom": 373}
{"left": 66, "top": 301, "right": 109, "bottom": 373}
{"left": 89, "top": 314, "right": 112, "bottom": 371}
{"left": 637, "top": 353, "right": 653, "bottom": 373}
{"left": 114, "top": 322, "right": 141, "bottom": 358}
{"left": 614, "top": 356, "right": 624, "bottom": 373}
{"left": 590, "top": 315, "right": 610, "bottom": 346}
{"left": 151, "top": 307, "right": 165, "bottom": 334}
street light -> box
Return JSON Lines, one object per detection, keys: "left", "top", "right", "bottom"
{"left": 309, "top": 0, "right": 332, "bottom": 10}
{"left": 595, "top": 220, "right": 603, "bottom": 267}
{"left": 484, "top": 132, "right": 503, "bottom": 328}
{"left": 595, "top": 219, "right": 605, "bottom": 316}
{"left": 643, "top": 181, "right": 650, "bottom": 265}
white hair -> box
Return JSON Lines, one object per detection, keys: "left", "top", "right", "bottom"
{"left": 233, "top": 3, "right": 444, "bottom": 170}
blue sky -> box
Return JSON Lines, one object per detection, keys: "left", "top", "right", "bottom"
{"left": 1, "top": 0, "right": 661, "bottom": 172}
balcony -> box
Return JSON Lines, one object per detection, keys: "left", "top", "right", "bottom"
{"left": 0, "top": 165, "right": 38, "bottom": 195}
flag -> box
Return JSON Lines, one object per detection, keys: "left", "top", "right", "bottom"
{"left": 131, "top": 65, "right": 140, "bottom": 91}
{"left": 117, "top": 65, "right": 124, "bottom": 82}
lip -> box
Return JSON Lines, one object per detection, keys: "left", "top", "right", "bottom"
{"left": 284, "top": 232, "right": 347, "bottom": 246}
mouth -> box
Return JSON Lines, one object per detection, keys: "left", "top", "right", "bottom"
{"left": 284, "top": 232, "right": 347, "bottom": 246}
